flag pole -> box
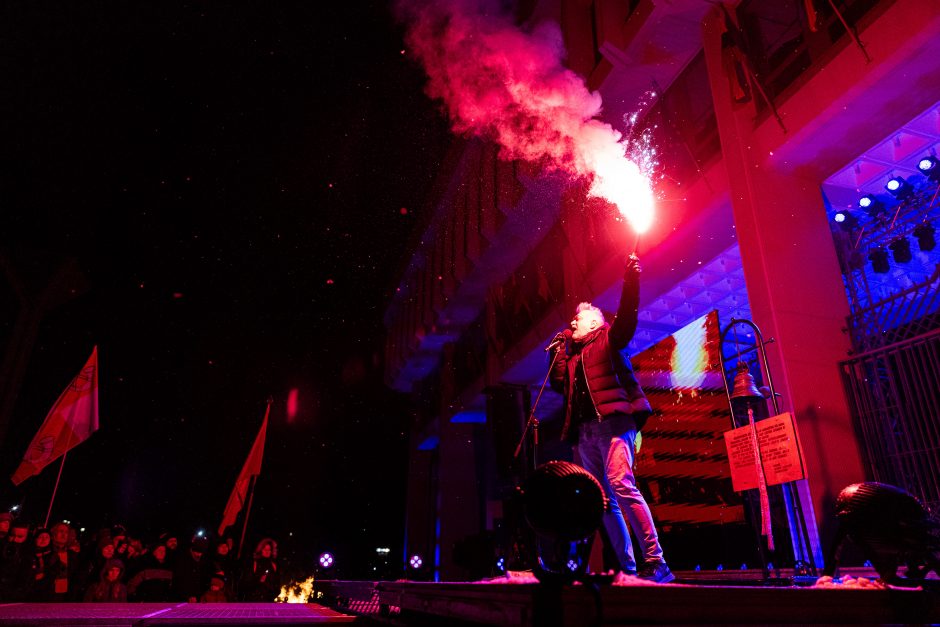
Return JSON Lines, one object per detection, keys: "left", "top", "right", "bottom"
{"left": 235, "top": 397, "right": 272, "bottom": 560}
{"left": 237, "top": 474, "right": 258, "bottom": 561}
{"left": 44, "top": 430, "right": 74, "bottom": 528}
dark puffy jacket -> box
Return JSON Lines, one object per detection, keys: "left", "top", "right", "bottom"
{"left": 83, "top": 559, "right": 127, "bottom": 602}
{"left": 550, "top": 268, "right": 651, "bottom": 441}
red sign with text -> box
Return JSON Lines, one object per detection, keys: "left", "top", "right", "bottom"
{"left": 724, "top": 412, "right": 805, "bottom": 492}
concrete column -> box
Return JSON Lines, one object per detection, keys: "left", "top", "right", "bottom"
{"left": 702, "top": 7, "right": 865, "bottom": 565}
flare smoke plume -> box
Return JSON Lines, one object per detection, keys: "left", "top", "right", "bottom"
{"left": 398, "top": 0, "right": 654, "bottom": 233}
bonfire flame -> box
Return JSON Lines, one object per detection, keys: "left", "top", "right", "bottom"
{"left": 399, "top": 0, "right": 655, "bottom": 235}
{"left": 276, "top": 576, "right": 316, "bottom": 603}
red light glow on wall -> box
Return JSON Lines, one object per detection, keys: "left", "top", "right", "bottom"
{"left": 287, "top": 388, "right": 298, "bottom": 423}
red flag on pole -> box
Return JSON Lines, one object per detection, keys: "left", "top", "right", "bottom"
{"left": 218, "top": 404, "right": 269, "bottom": 536}
{"left": 12, "top": 347, "right": 100, "bottom": 486}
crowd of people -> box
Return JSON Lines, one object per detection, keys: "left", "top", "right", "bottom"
{"left": 0, "top": 512, "right": 282, "bottom": 603}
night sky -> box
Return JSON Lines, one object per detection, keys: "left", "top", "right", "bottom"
{"left": 1, "top": 1, "right": 450, "bottom": 577}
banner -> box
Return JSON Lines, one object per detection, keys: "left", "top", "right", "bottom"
{"left": 218, "top": 404, "right": 269, "bottom": 535}
{"left": 12, "top": 347, "right": 100, "bottom": 486}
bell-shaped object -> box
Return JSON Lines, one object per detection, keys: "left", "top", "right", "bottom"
{"left": 731, "top": 361, "right": 763, "bottom": 401}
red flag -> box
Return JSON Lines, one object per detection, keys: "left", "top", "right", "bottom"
{"left": 218, "top": 405, "right": 269, "bottom": 535}
{"left": 12, "top": 347, "right": 100, "bottom": 486}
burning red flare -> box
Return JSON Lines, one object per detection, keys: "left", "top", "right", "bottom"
{"left": 399, "top": 0, "right": 654, "bottom": 233}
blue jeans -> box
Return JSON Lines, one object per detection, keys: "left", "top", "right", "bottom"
{"left": 574, "top": 415, "right": 664, "bottom": 572}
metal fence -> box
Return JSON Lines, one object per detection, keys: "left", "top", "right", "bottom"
{"left": 839, "top": 329, "right": 940, "bottom": 512}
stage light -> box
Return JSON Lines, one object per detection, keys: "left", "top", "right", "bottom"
{"left": 914, "top": 223, "right": 936, "bottom": 251}
{"left": 825, "top": 482, "right": 940, "bottom": 582}
{"left": 889, "top": 237, "right": 912, "bottom": 263}
{"left": 522, "top": 460, "right": 605, "bottom": 581}
{"left": 885, "top": 176, "right": 913, "bottom": 199}
{"left": 409, "top": 554, "right": 423, "bottom": 569}
{"left": 833, "top": 210, "right": 858, "bottom": 230}
{"left": 868, "top": 248, "right": 890, "bottom": 273}
{"left": 318, "top": 552, "right": 334, "bottom": 569}
{"left": 917, "top": 156, "right": 940, "bottom": 183}
{"left": 495, "top": 557, "right": 506, "bottom": 572}
{"left": 859, "top": 195, "right": 886, "bottom": 217}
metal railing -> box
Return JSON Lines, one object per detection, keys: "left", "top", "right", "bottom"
{"left": 845, "top": 264, "right": 940, "bottom": 353}
{"left": 839, "top": 328, "right": 940, "bottom": 512}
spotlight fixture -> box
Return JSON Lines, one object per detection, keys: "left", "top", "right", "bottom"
{"left": 318, "top": 552, "right": 335, "bottom": 569}
{"left": 914, "top": 223, "right": 936, "bottom": 251}
{"left": 859, "top": 194, "right": 886, "bottom": 217}
{"left": 408, "top": 554, "right": 423, "bottom": 569}
{"left": 825, "top": 482, "right": 940, "bottom": 582}
{"left": 888, "top": 237, "right": 912, "bottom": 263}
{"left": 917, "top": 156, "right": 940, "bottom": 183}
{"left": 522, "top": 460, "right": 605, "bottom": 581}
{"left": 885, "top": 176, "right": 913, "bottom": 200}
{"left": 833, "top": 210, "right": 859, "bottom": 230}
{"left": 868, "top": 248, "right": 890, "bottom": 273}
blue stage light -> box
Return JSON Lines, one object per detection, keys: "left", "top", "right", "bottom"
{"left": 833, "top": 210, "right": 858, "bottom": 230}
{"left": 889, "top": 237, "right": 912, "bottom": 263}
{"left": 885, "top": 176, "right": 913, "bottom": 199}
{"left": 859, "top": 195, "right": 886, "bottom": 217}
{"left": 919, "top": 156, "right": 940, "bottom": 183}
{"left": 869, "top": 248, "right": 890, "bottom": 273}
{"left": 914, "top": 223, "right": 936, "bottom": 251}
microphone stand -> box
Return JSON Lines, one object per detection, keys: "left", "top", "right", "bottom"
{"left": 513, "top": 344, "right": 563, "bottom": 474}
{"left": 505, "top": 343, "right": 563, "bottom": 573}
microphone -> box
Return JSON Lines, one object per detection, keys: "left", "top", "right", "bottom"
{"left": 544, "top": 330, "right": 571, "bottom": 352}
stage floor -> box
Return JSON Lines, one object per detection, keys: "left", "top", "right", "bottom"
{"left": 0, "top": 602, "right": 355, "bottom": 625}
{"left": 2, "top": 575, "right": 939, "bottom": 626}
{"left": 330, "top": 573, "right": 940, "bottom": 627}
{"left": 370, "top": 579, "right": 940, "bottom": 626}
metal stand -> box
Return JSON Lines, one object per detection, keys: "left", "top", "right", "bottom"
{"left": 502, "top": 346, "right": 564, "bottom": 572}
{"left": 513, "top": 347, "right": 562, "bottom": 474}
{"left": 718, "top": 318, "right": 817, "bottom": 580}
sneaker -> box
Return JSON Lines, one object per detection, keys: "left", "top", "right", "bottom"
{"left": 638, "top": 561, "right": 675, "bottom": 583}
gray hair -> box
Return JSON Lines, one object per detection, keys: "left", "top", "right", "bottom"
{"left": 576, "top": 302, "right": 605, "bottom": 323}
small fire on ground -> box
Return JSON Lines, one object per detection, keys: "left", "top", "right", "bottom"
{"left": 277, "top": 576, "right": 317, "bottom": 603}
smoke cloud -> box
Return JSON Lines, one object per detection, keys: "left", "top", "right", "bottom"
{"left": 398, "top": 0, "right": 653, "bottom": 232}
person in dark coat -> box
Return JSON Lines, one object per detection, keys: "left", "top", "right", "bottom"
{"left": 549, "top": 253, "right": 672, "bottom": 583}
{"left": 127, "top": 544, "right": 173, "bottom": 601}
{"left": 173, "top": 536, "right": 209, "bottom": 602}
{"left": 46, "top": 522, "right": 82, "bottom": 601}
{"left": 78, "top": 536, "right": 115, "bottom": 599}
{"left": 27, "top": 528, "right": 53, "bottom": 601}
{"left": 238, "top": 538, "right": 279, "bottom": 601}
{"left": 83, "top": 558, "right": 127, "bottom": 602}
{"left": 0, "top": 520, "right": 32, "bottom": 600}
{"left": 205, "top": 537, "right": 235, "bottom": 601}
